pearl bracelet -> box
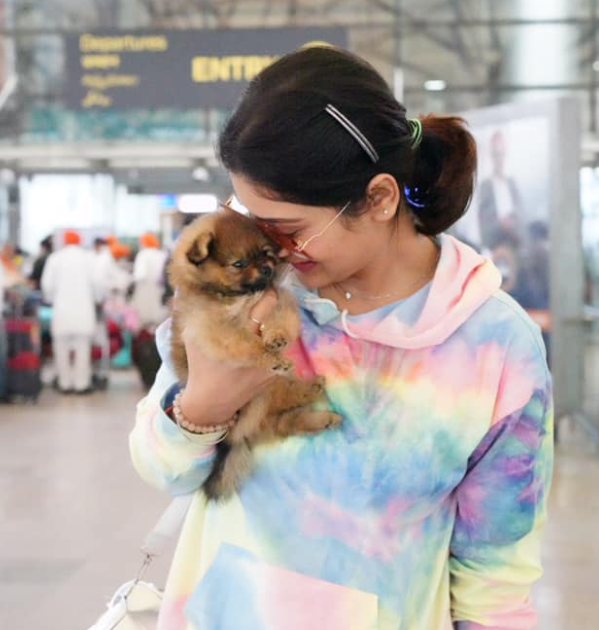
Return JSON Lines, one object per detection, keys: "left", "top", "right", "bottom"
{"left": 173, "top": 390, "right": 238, "bottom": 435}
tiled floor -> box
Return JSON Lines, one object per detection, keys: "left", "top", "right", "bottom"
{"left": 1, "top": 369, "right": 598, "bottom": 630}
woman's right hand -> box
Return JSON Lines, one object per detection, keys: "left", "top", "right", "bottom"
{"left": 178, "top": 290, "right": 279, "bottom": 427}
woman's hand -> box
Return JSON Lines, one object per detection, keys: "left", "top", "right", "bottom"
{"left": 178, "top": 289, "right": 279, "bottom": 426}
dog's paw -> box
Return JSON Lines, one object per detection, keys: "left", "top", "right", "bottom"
{"left": 296, "top": 410, "right": 343, "bottom": 434}
{"left": 263, "top": 329, "right": 290, "bottom": 352}
{"left": 309, "top": 376, "right": 326, "bottom": 395}
{"left": 324, "top": 412, "right": 343, "bottom": 428}
{"left": 271, "top": 357, "right": 294, "bottom": 373}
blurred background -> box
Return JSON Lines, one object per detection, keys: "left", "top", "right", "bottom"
{"left": 0, "top": 2, "right": 598, "bottom": 629}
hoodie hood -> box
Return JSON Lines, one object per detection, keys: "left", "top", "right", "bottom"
{"left": 287, "top": 234, "right": 502, "bottom": 350}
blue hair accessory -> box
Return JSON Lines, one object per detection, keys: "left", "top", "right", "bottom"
{"left": 403, "top": 185, "right": 426, "bottom": 209}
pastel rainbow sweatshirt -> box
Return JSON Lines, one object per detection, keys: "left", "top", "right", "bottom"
{"left": 130, "top": 234, "right": 553, "bottom": 630}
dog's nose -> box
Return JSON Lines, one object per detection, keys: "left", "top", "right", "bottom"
{"left": 260, "top": 265, "right": 274, "bottom": 278}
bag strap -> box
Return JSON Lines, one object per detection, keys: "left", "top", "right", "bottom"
{"left": 97, "top": 494, "right": 193, "bottom": 606}
{"left": 141, "top": 493, "right": 194, "bottom": 558}
{"left": 131, "top": 493, "right": 194, "bottom": 585}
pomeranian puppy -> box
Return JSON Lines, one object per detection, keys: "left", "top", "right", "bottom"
{"left": 168, "top": 208, "right": 342, "bottom": 500}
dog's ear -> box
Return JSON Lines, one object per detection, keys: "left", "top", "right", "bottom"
{"left": 186, "top": 233, "right": 214, "bottom": 265}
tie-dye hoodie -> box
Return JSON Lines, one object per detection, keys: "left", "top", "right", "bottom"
{"left": 130, "top": 234, "right": 553, "bottom": 630}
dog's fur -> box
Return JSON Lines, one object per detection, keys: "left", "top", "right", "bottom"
{"left": 168, "top": 209, "right": 342, "bottom": 500}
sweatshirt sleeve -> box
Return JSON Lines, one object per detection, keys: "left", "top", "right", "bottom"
{"left": 450, "top": 334, "right": 554, "bottom": 630}
{"left": 129, "top": 319, "right": 224, "bottom": 495}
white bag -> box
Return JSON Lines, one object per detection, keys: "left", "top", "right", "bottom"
{"left": 86, "top": 495, "right": 193, "bottom": 630}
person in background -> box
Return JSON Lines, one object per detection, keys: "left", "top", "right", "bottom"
{"left": 0, "top": 260, "right": 5, "bottom": 314}
{"left": 130, "top": 232, "right": 167, "bottom": 328}
{"left": 0, "top": 243, "right": 25, "bottom": 288}
{"left": 28, "top": 235, "right": 53, "bottom": 291}
{"left": 92, "top": 236, "right": 130, "bottom": 301}
{"left": 519, "top": 221, "right": 550, "bottom": 312}
{"left": 41, "top": 230, "right": 100, "bottom": 394}
{"left": 517, "top": 220, "right": 551, "bottom": 362}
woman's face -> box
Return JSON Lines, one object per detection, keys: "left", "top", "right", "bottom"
{"left": 229, "top": 173, "right": 387, "bottom": 290}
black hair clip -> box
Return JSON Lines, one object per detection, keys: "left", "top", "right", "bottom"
{"left": 403, "top": 185, "right": 426, "bottom": 209}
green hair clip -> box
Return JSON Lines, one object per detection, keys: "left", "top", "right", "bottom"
{"left": 408, "top": 118, "right": 423, "bottom": 149}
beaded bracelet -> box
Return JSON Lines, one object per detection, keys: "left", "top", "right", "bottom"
{"left": 172, "top": 390, "right": 238, "bottom": 435}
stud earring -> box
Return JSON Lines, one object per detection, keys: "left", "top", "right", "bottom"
{"left": 383, "top": 209, "right": 389, "bottom": 215}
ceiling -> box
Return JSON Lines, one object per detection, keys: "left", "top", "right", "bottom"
{"left": 1, "top": 0, "right": 599, "bottom": 176}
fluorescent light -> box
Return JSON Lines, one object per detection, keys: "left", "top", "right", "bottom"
{"left": 178, "top": 193, "right": 218, "bottom": 214}
{"left": 424, "top": 79, "right": 447, "bottom": 92}
{"left": 109, "top": 157, "right": 193, "bottom": 169}
{"left": 191, "top": 166, "right": 210, "bottom": 181}
{"left": 18, "top": 157, "right": 93, "bottom": 170}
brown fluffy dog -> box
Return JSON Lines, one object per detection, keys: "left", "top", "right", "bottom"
{"left": 168, "top": 209, "right": 342, "bottom": 500}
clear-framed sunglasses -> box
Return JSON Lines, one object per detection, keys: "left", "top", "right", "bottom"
{"left": 223, "top": 195, "right": 351, "bottom": 255}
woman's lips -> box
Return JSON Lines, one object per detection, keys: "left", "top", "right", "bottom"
{"left": 290, "top": 260, "right": 317, "bottom": 273}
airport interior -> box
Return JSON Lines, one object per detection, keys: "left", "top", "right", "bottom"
{"left": 1, "top": 1, "right": 599, "bottom": 629}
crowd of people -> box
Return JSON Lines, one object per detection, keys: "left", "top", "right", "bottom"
{"left": 0, "top": 229, "right": 170, "bottom": 399}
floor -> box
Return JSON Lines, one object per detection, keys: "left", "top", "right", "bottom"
{"left": 0, "top": 369, "right": 598, "bottom": 630}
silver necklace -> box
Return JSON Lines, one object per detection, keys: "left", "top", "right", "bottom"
{"left": 335, "top": 247, "right": 440, "bottom": 302}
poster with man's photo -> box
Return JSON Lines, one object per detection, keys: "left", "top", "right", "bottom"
{"left": 452, "top": 116, "right": 552, "bottom": 347}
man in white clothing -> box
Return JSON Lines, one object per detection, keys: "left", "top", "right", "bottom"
{"left": 131, "top": 232, "right": 167, "bottom": 328}
{"left": 91, "top": 236, "right": 130, "bottom": 300}
{"left": 41, "top": 230, "right": 100, "bottom": 394}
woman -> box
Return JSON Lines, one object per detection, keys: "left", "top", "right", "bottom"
{"left": 130, "top": 47, "right": 553, "bottom": 630}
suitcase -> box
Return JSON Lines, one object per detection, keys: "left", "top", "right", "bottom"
{"left": 4, "top": 316, "right": 42, "bottom": 401}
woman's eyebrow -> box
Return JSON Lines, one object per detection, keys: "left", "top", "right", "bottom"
{"left": 251, "top": 216, "right": 303, "bottom": 224}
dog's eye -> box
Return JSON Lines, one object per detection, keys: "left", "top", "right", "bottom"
{"left": 232, "top": 259, "right": 248, "bottom": 269}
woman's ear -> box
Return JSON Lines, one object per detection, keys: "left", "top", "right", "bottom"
{"left": 366, "top": 174, "right": 401, "bottom": 222}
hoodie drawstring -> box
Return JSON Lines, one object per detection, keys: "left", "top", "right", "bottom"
{"left": 303, "top": 295, "right": 360, "bottom": 339}
{"left": 340, "top": 309, "right": 359, "bottom": 339}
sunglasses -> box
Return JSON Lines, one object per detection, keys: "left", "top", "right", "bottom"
{"left": 223, "top": 195, "right": 351, "bottom": 255}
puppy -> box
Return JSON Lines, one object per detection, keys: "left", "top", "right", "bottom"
{"left": 168, "top": 208, "right": 342, "bottom": 500}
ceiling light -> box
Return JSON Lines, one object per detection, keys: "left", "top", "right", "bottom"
{"left": 424, "top": 79, "right": 447, "bottom": 92}
{"left": 191, "top": 166, "right": 210, "bottom": 181}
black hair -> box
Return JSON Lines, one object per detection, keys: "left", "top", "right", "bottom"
{"left": 41, "top": 235, "right": 53, "bottom": 251}
{"left": 218, "top": 46, "right": 477, "bottom": 236}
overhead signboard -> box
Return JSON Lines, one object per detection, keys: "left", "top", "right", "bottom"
{"left": 64, "top": 27, "right": 348, "bottom": 110}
